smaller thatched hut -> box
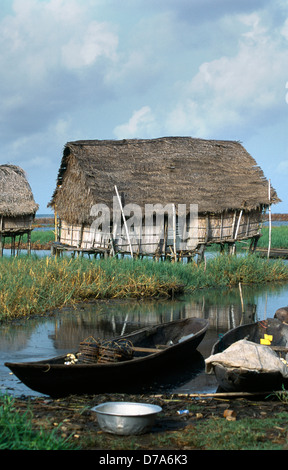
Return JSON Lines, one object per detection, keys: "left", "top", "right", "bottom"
{"left": 0, "top": 164, "right": 39, "bottom": 255}
{"left": 49, "top": 137, "right": 280, "bottom": 260}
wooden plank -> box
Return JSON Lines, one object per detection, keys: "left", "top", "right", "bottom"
{"left": 172, "top": 391, "right": 275, "bottom": 398}
{"left": 133, "top": 346, "right": 164, "bottom": 353}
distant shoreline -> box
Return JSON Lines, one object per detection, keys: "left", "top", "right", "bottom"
{"left": 263, "top": 213, "right": 288, "bottom": 221}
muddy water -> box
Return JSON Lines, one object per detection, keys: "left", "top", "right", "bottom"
{"left": 1, "top": 282, "right": 288, "bottom": 397}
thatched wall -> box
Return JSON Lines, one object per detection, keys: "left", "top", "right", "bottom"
{"left": 0, "top": 165, "right": 38, "bottom": 220}
{"left": 0, "top": 165, "right": 38, "bottom": 254}
{"left": 49, "top": 137, "right": 280, "bottom": 256}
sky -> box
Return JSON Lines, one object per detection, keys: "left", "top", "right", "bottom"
{"left": 0, "top": 0, "right": 288, "bottom": 214}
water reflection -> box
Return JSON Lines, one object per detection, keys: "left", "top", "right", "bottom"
{"left": 1, "top": 282, "right": 288, "bottom": 397}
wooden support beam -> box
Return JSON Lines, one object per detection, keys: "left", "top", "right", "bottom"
{"left": 115, "top": 185, "right": 133, "bottom": 257}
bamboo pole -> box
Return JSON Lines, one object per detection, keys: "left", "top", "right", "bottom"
{"left": 267, "top": 179, "right": 271, "bottom": 259}
{"left": 220, "top": 213, "right": 223, "bottom": 242}
{"left": 239, "top": 282, "right": 244, "bottom": 313}
{"left": 234, "top": 210, "right": 243, "bottom": 240}
{"left": 231, "top": 211, "right": 236, "bottom": 238}
{"left": 0, "top": 216, "right": 3, "bottom": 257}
{"left": 115, "top": 185, "right": 133, "bottom": 257}
{"left": 54, "top": 207, "right": 58, "bottom": 241}
{"left": 172, "top": 203, "right": 177, "bottom": 261}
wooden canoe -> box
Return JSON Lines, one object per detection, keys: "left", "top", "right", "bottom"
{"left": 5, "top": 317, "right": 208, "bottom": 397}
{"left": 208, "top": 318, "right": 288, "bottom": 393}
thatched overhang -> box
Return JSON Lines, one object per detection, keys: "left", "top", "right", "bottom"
{"left": 49, "top": 137, "right": 280, "bottom": 225}
{"left": 0, "top": 165, "right": 39, "bottom": 218}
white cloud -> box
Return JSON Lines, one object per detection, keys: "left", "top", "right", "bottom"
{"left": 0, "top": 0, "right": 119, "bottom": 145}
{"left": 164, "top": 12, "right": 288, "bottom": 138}
{"left": 239, "top": 12, "right": 268, "bottom": 42}
{"left": 2, "top": 0, "right": 118, "bottom": 74}
{"left": 276, "top": 159, "right": 288, "bottom": 175}
{"left": 281, "top": 17, "right": 288, "bottom": 40}
{"left": 61, "top": 21, "right": 118, "bottom": 69}
{"left": 114, "top": 106, "right": 156, "bottom": 138}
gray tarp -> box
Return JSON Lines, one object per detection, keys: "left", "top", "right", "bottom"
{"left": 205, "top": 339, "right": 288, "bottom": 377}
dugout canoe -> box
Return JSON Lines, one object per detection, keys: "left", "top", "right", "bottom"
{"left": 5, "top": 317, "right": 208, "bottom": 397}
{"left": 207, "top": 318, "right": 288, "bottom": 393}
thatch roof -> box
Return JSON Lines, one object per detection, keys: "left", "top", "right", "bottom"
{"left": 0, "top": 164, "right": 39, "bottom": 217}
{"left": 49, "top": 137, "right": 280, "bottom": 225}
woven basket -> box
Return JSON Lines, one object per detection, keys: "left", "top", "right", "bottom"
{"left": 78, "top": 336, "right": 100, "bottom": 363}
{"left": 97, "top": 339, "right": 134, "bottom": 363}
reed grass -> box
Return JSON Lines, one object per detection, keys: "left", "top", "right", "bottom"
{"left": 1, "top": 254, "right": 288, "bottom": 321}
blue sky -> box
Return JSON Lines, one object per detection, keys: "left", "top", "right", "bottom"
{"left": 1, "top": 0, "right": 288, "bottom": 214}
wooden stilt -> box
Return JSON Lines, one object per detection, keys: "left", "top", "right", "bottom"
{"left": 27, "top": 232, "right": 31, "bottom": 255}
{"left": 11, "top": 235, "right": 15, "bottom": 257}
{"left": 17, "top": 235, "right": 22, "bottom": 255}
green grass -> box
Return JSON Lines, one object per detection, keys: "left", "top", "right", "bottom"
{"left": 31, "top": 230, "right": 55, "bottom": 244}
{"left": 152, "top": 413, "right": 288, "bottom": 450}
{"left": 0, "top": 394, "right": 77, "bottom": 450}
{"left": 4, "top": 230, "right": 54, "bottom": 246}
{"left": 0, "top": 254, "right": 288, "bottom": 321}
{"left": 258, "top": 226, "right": 288, "bottom": 249}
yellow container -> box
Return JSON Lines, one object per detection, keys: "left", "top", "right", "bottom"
{"left": 264, "top": 334, "right": 273, "bottom": 341}
{"left": 260, "top": 338, "right": 271, "bottom": 345}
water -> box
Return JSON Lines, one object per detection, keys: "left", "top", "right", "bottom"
{"left": 1, "top": 281, "right": 288, "bottom": 398}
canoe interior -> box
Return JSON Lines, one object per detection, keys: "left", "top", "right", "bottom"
{"left": 16, "top": 316, "right": 208, "bottom": 365}
{"left": 5, "top": 317, "right": 208, "bottom": 397}
{"left": 212, "top": 318, "right": 288, "bottom": 355}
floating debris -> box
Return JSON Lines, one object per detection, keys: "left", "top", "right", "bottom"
{"left": 64, "top": 353, "right": 79, "bottom": 365}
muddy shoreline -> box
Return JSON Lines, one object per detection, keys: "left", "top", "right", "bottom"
{"left": 12, "top": 392, "right": 288, "bottom": 450}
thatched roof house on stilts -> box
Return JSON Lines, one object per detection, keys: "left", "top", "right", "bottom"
{"left": 48, "top": 137, "right": 280, "bottom": 261}
{"left": 0, "top": 165, "right": 39, "bottom": 256}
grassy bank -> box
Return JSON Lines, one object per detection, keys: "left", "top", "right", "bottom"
{"left": 1, "top": 254, "right": 288, "bottom": 322}
{"left": 0, "top": 394, "right": 77, "bottom": 450}
{"left": 2, "top": 392, "right": 288, "bottom": 451}
{"left": 3, "top": 230, "right": 54, "bottom": 250}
